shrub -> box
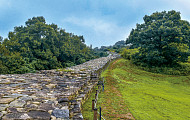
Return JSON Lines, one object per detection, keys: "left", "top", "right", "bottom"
{"left": 121, "top": 48, "right": 139, "bottom": 60}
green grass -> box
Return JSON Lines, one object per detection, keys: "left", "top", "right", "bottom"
{"left": 81, "top": 86, "right": 97, "bottom": 119}
{"left": 81, "top": 84, "right": 125, "bottom": 120}
{"left": 82, "top": 59, "right": 134, "bottom": 120}
{"left": 82, "top": 58, "right": 190, "bottom": 120}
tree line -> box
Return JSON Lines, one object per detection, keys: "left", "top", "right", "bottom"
{"left": 0, "top": 16, "right": 100, "bottom": 74}
{"left": 94, "top": 40, "right": 126, "bottom": 54}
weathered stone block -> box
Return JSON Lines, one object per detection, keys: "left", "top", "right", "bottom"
{"left": 52, "top": 109, "right": 69, "bottom": 119}
{"left": 18, "top": 96, "right": 32, "bottom": 101}
{"left": 9, "top": 100, "right": 26, "bottom": 107}
{"left": 0, "top": 98, "right": 15, "bottom": 104}
{"left": 38, "top": 103, "right": 54, "bottom": 111}
{"left": 7, "top": 107, "right": 18, "bottom": 113}
{"left": 25, "top": 104, "right": 38, "bottom": 111}
{"left": 28, "top": 110, "right": 51, "bottom": 120}
{"left": 57, "top": 97, "right": 69, "bottom": 103}
{"left": 2, "top": 113, "right": 31, "bottom": 120}
{"left": 0, "top": 104, "right": 9, "bottom": 111}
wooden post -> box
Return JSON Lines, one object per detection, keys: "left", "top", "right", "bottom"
{"left": 99, "top": 107, "right": 101, "bottom": 120}
{"left": 94, "top": 108, "right": 98, "bottom": 120}
{"left": 92, "top": 100, "right": 95, "bottom": 110}
{"left": 102, "top": 84, "right": 104, "bottom": 92}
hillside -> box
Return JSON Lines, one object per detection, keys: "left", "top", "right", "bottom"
{"left": 82, "top": 58, "right": 190, "bottom": 119}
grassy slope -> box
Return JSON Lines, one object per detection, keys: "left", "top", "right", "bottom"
{"left": 82, "top": 58, "right": 190, "bottom": 120}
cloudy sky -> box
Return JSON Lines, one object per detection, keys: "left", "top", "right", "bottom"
{"left": 0, "top": 0, "right": 190, "bottom": 47}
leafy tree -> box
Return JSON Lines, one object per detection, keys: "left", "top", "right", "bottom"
{"left": 0, "top": 16, "right": 98, "bottom": 74}
{"left": 126, "top": 10, "right": 190, "bottom": 67}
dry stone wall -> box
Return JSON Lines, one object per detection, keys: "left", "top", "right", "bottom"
{"left": 0, "top": 53, "right": 120, "bottom": 120}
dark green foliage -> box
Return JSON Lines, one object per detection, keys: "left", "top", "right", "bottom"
{"left": 93, "top": 47, "right": 108, "bottom": 57}
{"left": 126, "top": 10, "right": 190, "bottom": 67}
{"left": 0, "top": 17, "right": 97, "bottom": 74}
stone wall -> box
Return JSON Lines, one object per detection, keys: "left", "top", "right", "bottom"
{"left": 0, "top": 53, "right": 120, "bottom": 120}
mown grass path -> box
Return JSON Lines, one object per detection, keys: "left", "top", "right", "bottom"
{"left": 82, "top": 58, "right": 190, "bottom": 120}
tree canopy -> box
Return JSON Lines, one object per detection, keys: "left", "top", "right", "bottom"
{"left": 0, "top": 16, "right": 98, "bottom": 74}
{"left": 126, "top": 10, "right": 190, "bottom": 67}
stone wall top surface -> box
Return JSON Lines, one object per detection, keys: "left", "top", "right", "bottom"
{"left": 0, "top": 53, "right": 120, "bottom": 120}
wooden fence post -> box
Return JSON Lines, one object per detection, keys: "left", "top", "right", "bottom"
{"left": 94, "top": 108, "right": 98, "bottom": 120}
{"left": 92, "top": 100, "right": 95, "bottom": 111}
{"left": 99, "top": 107, "right": 101, "bottom": 120}
{"left": 102, "top": 84, "right": 104, "bottom": 92}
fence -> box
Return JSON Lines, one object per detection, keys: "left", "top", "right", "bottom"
{"left": 92, "top": 77, "right": 106, "bottom": 120}
{"left": 91, "top": 57, "right": 121, "bottom": 120}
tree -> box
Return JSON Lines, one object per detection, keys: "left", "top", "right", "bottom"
{"left": 0, "top": 36, "right": 3, "bottom": 42}
{"left": 0, "top": 16, "right": 98, "bottom": 74}
{"left": 126, "top": 10, "right": 190, "bottom": 67}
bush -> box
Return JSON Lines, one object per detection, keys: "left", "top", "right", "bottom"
{"left": 121, "top": 48, "right": 139, "bottom": 60}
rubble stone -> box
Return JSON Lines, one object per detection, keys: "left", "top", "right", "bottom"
{"left": 0, "top": 53, "right": 120, "bottom": 119}
{"left": 2, "top": 113, "right": 31, "bottom": 120}
{"left": 52, "top": 109, "right": 69, "bottom": 119}
{"left": 0, "top": 98, "right": 15, "bottom": 104}
{"left": 9, "top": 100, "right": 26, "bottom": 107}
{"left": 28, "top": 110, "right": 51, "bottom": 120}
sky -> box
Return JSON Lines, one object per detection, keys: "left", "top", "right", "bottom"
{"left": 0, "top": 0, "right": 190, "bottom": 47}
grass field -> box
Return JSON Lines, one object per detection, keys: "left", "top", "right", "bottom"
{"left": 82, "top": 58, "right": 190, "bottom": 120}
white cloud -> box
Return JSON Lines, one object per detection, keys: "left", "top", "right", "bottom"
{"left": 62, "top": 16, "right": 129, "bottom": 47}
{"left": 63, "top": 17, "right": 115, "bottom": 35}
